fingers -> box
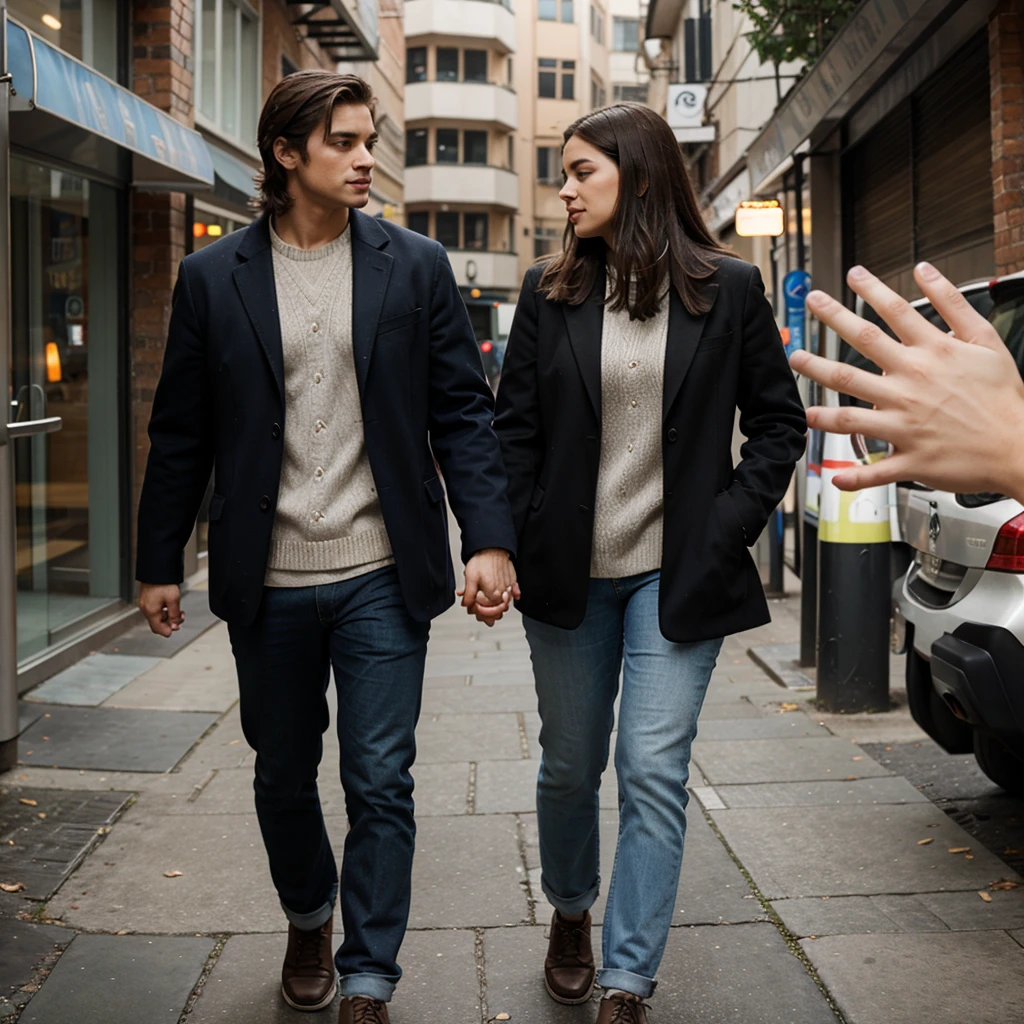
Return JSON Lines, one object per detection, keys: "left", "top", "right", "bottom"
{"left": 165, "top": 593, "right": 183, "bottom": 632}
{"left": 913, "top": 262, "right": 1004, "bottom": 351}
{"left": 790, "top": 350, "right": 894, "bottom": 406}
{"left": 461, "top": 573, "right": 480, "bottom": 609}
{"left": 831, "top": 452, "right": 913, "bottom": 492}
{"left": 844, "top": 265, "right": 941, "bottom": 350}
{"left": 805, "top": 287, "right": 907, "bottom": 371}
{"left": 804, "top": 403, "right": 900, "bottom": 441}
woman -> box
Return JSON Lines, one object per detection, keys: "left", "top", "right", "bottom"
{"left": 492, "top": 104, "right": 805, "bottom": 1023}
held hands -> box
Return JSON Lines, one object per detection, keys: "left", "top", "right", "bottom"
{"left": 458, "top": 548, "right": 521, "bottom": 627}
{"left": 790, "top": 262, "right": 1024, "bottom": 502}
{"left": 138, "top": 583, "right": 186, "bottom": 638}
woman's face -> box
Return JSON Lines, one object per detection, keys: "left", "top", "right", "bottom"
{"left": 558, "top": 135, "right": 620, "bottom": 245}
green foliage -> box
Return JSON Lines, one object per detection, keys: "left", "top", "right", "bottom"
{"left": 731, "top": 0, "right": 859, "bottom": 69}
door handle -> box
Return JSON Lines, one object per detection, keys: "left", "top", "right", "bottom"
{"left": 1, "top": 416, "right": 63, "bottom": 444}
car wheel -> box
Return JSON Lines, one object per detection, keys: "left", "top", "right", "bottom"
{"left": 973, "top": 732, "right": 1024, "bottom": 797}
{"left": 905, "top": 641, "right": 972, "bottom": 754}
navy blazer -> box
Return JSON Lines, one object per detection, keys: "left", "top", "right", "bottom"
{"left": 136, "top": 210, "right": 517, "bottom": 625}
{"left": 494, "top": 257, "right": 806, "bottom": 642}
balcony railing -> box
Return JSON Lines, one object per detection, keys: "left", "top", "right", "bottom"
{"left": 405, "top": 81, "right": 518, "bottom": 130}
{"left": 405, "top": 164, "right": 518, "bottom": 208}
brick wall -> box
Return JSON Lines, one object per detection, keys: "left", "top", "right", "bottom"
{"left": 991, "top": 0, "right": 1024, "bottom": 276}
{"left": 130, "top": 0, "right": 194, "bottom": 556}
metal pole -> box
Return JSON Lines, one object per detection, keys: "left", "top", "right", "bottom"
{"left": 0, "top": 0, "right": 19, "bottom": 771}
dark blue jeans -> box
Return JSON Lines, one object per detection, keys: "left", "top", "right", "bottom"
{"left": 228, "top": 567, "right": 429, "bottom": 1002}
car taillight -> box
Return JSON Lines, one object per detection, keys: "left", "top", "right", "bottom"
{"left": 986, "top": 511, "right": 1024, "bottom": 571}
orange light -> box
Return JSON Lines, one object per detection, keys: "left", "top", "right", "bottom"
{"left": 207, "top": 224, "right": 223, "bottom": 237}
{"left": 45, "top": 342, "right": 62, "bottom": 382}
{"left": 470, "top": 288, "right": 481, "bottom": 298}
{"left": 779, "top": 327, "right": 791, "bottom": 345}
{"left": 480, "top": 341, "right": 493, "bottom": 353}
{"left": 193, "top": 222, "right": 207, "bottom": 238}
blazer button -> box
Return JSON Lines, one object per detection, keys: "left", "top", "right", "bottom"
{"left": 271, "top": 423, "right": 281, "bottom": 440}
{"left": 668, "top": 428, "right": 678, "bottom": 443}
{"left": 259, "top": 495, "right": 271, "bottom": 512}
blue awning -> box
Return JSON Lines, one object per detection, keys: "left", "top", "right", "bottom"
{"left": 7, "top": 16, "right": 213, "bottom": 190}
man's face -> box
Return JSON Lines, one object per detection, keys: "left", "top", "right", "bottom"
{"left": 278, "top": 102, "right": 377, "bottom": 210}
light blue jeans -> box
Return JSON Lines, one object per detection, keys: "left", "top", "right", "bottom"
{"left": 523, "top": 571, "right": 722, "bottom": 999}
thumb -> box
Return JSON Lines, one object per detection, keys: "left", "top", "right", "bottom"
{"left": 166, "top": 592, "right": 183, "bottom": 629}
{"left": 462, "top": 572, "right": 479, "bottom": 609}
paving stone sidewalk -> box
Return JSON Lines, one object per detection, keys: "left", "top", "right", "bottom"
{"left": 2, "top": 581, "right": 1023, "bottom": 1024}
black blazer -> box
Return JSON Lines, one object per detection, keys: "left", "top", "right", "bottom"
{"left": 136, "top": 210, "right": 516, "bottom": 625}
{"left": 494, "top": 257, "right": 806, "bottom": 643}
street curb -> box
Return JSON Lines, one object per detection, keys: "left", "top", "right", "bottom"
{"left": 747, "top": 643, "right": 816, "bottom": 691}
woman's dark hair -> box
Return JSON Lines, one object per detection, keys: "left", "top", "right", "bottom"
{"left": 538, "top": 103, "right": 728, "bottom": 320}
{"left": 255, "top": 71, "right": 376, "bottom": 218}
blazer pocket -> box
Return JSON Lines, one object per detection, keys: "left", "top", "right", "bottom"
{"left": 697, "top": 331, "right": 733, "bottom": 353}
{"left": 530, "top": 483, "right": 545, "bottom": 510}
{"left": 208, "top": 493, "right": 226, "bottom": 523}
{"left": 424, "top": 476, "right": 445, "bottom": 503}
{"left": 378, "top": 307, "right": 422, "bottom": 336}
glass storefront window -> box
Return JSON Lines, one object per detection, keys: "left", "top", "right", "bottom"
{"left": 10, "top": 158, "right": 123, "bottom": 663}
{"left": 9, "top": 0, "right": 120, "bottom": 79}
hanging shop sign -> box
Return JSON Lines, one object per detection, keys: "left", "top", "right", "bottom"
{"left": 735, "top": 200, "right": 785, "bottom": 237}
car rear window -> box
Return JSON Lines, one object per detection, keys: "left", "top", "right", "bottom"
{"left": 988, "top": 286, "right": 1024, "bottom": 374}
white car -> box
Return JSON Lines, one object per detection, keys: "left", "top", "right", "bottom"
{"left": 891, "top": 271, "right": 1024, "bottom": 795}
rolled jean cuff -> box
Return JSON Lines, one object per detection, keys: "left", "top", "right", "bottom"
{"left": 339, "top": 973, "right": 399, "bottom": 1002}
{"left": 281, "top": 896, "right": 334, "bottom": 932}
{"left": 541, "top": 876, "right": 599, "bottom": 916}
{"left": 597, "top": 968, "right": 657, "bottom": 1000}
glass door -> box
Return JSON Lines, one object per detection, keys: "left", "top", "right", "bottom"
{"left": 10, "top": 158, "right": 123, "bottom": 662}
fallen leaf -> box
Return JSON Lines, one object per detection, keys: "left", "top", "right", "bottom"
{"left": 852, "top": 756, "right": 864, "bottom": 761}
{"left": 927, "top": 823, "right": 941, "bottom": 828}
{"left": 779, "top": 703, "right": 799, "bottom": 712}
{"left": 966, "top": 855, "right": 974, "bottom": 860}
{"left": 115, "top": 930, "right": 129, "bottom": 935}
{"left": 948, "top": 847, "right": 970, "bottom": 854}
{"left": 843, "top": 776, "right": 859, "bottom": 782}
{"left": 979, "top": 891, "right": 993, "bottom": 903}
{"left": 917, "top": 838, "right": 934, "bottom": 846}
{"left": 70, "top": 904, "right": 79, "bottom": 910}
{"left": 0, "top": 882, "right": 25, "bottom": 893}
{"left": 991, "top": 880, "right": 1021, "bottom": 891}
{"left": 493, "top": 1016, "right": 511, "bottom": 1022}
{"left": 163, "top": 870, "right": 184, "bottom": 878}
{"left": 37, "top": 813, "right": 46, "bottom": 820}
{"left": 228, "top": 740, "right": 240, "bottom": 746}
{"left": 17, "top": 798, "right": 37, "bottom": 807}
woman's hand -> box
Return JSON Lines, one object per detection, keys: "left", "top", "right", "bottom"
{"left": 790, "top": 262, "right": 1024, "bottom": 501}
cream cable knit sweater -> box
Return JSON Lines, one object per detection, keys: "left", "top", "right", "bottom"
{"left": 264, "top": 222, "right": 394, "bottom": 587}
{"left": 589, "top": 287, "right": 670, "bottom": 579}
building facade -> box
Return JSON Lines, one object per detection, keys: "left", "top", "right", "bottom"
{"left": 1, "top": 0, "right": 400, "bottom": 694}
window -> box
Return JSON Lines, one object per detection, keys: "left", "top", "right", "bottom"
{"left": 591, "top": 76, "right": 606, "bottom": 110}
{"left": 10, "top": 0, "right": 120, "bottom": 78}
{"left": 464, "top": 131, "right": 488, "bottom": 165}
{"left": 508, "top": 57, "right": 514, "bottom": 84}
{"left": 538, "top": 59, "right": 557, "bottom": 99}
{"left": 562, "top": 60, "right": 575, "bottom": 101}
{"left": 406, "top": 46, "right": 427, "bottom": 83}
{"left": 612, "top": 17, "right": 639, "bottom": 52}
{"left": 562, "top": 0, "right": 574, "bottom": 22}
{"left": 614, "top": 83, "right": 649, "bottom": 103}
{"left": 464, "top": 213, "right": 489, "bottom": 251}
{"left": 437, "top": 212, "right": 461, "bottom": 249}
{"left": 464, "top": 50, "right": 488, "bottom": 83}
{"left": 590, "top": 4, "right": 604, "bottom": 44}
{"left": 437, "top": 48, "right": 459, "bottom": 82}
{"left": 536, "top": 146, "right": 562, "bottom": 185}
{"left": 405, "top": 129, "right": 428, "bottom": 167}
{"left": 436, "top": 129, "right": 459, "bottom": 164}
{"left": 195, "top": 0, "right": 261, "bottom": 145}
{"left": 539, "top": 0, "right": 573, "bottom": 22}
{"left": 534, "top": 226, "right": 562, "bottom": 259}
{"left": 508, "top": 135, "right": 516, "bottom": 171}
{"left": 408, "top": 212, "right": 430, "bottom": 236}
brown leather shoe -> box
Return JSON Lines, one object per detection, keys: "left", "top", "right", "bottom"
{"left": 281, "top": 917, "right": 337, "bottom": 1012}
{"left": 338, "top": 997, "right": 390, "bottom": 1023}
{"left": 596, "top": 992, "right": 648, "bottom": 1023}
{"left": 544, "top": 910, "right": 596, "bottom": 1004}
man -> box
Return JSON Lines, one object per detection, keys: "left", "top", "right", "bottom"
{"left": 136, "top": 72, "right": 517, "bottom": 1023}
{"left": 791, "top": 262, "right": 1024, "bottom": 501}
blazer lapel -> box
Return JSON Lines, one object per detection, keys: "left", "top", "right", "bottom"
{"left": 233, "top": 214, "right": 285, "bottom": 407}
{"left": 563, "top": 266, "right": 605, "bottom": 421}
{"left": 663, "top": 281, "right": 718, "bottom": 422}
{"left": 350, "top": 210, "right": 394, "bottom": 398}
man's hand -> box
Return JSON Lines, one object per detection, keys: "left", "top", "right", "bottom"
{"left": 138, "top": 583, "right": 186, "bottom": 638}
{"left": 790, "top": 262, "right": 1024, "bottom": 502}
{"left": 458, "top": 549, "right": 521, "bottom": 628}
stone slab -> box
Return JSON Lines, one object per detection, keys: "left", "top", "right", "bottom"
{"left": 25, "top": 655, "right": 161, "bottom": 707}
{"left": 713, "top": 804, "right": 1021, "bottom": 900}
{"left": 475, "top": 759, "right": 619, "bottom": 815}
{"left": 771, "top": 895, "right": 946, "bottom": 938}
{"left": 17, "top": 702, "right": 46, "bottom": 736}
{"left": 695, "top": 716, "right": 830, "bottom": 741}
{"left": 915, "top": 887, "right": 1024, "bottom": 931}
{"left": 420, "top": 684, "right": 538, "bottom": 715}
{"left": 0, "top": 788, "right": 133, "bottom": 900}
{"left": 189, "top": 929, "right": 480, "bottom": 1023}
{"left": 98, "top": 593, "right": 220, "bottom": 659}
{"left": 692, "top": 738, "right": 891, "bottom": 785}
{"left": 415, "top": 712, "right": 524, "bottom": 763}
{"left": 748, "top": 642, "right": 816, "bottom": 690}
{"left": 18, "top": 706, "right": 219, "bottom": 773}
{"left": 0, "top": 919, "right": 74, "bottom": 1020}
{"left": 803, "top": 931, "right": 1024, "bottom": 1024}
{"left": 523, "top": 808, "right": 760, "bottom": 927}
{"left": 695, "top": 700, "right": 767, "bottom": 720}
{"left": 17, "top": 933, "right": 213, "bottom": 1024}
{"left": 410, "top": 814, "right": 528, "bottom": 928}
{"left": 483, "top": 923, "right": 835, "bottom": 1023}
{"left": 712, "top": 777, "right": 929, "bottom": 808}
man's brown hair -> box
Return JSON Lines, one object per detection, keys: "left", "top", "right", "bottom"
{"left": 255, "top": 71, "right": 376, "bottom": 218}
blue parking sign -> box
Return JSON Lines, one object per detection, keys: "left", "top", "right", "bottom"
{"left": 783, "top": 270, "right": 812, "bottom": 358}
